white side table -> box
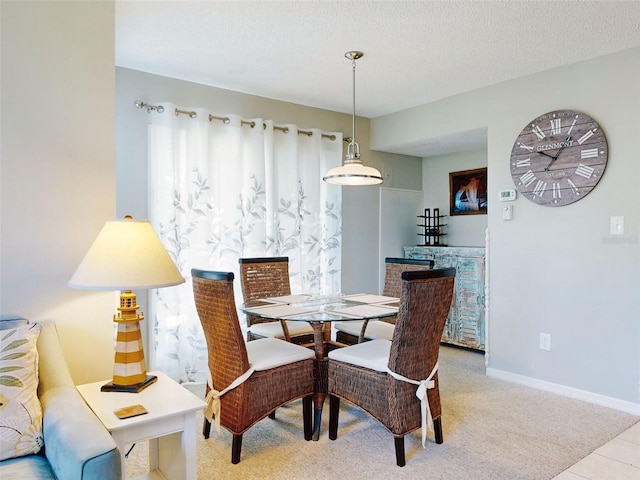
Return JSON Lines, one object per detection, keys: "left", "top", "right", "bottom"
{"left": 77, "top": 371, "right": 206, "bottom": 480}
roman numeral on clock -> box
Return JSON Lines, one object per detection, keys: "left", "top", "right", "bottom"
{"left": 575, "top": 163, "right": 595, "bottom": 179}
{"left": 552, "top": 183, "right": 561, "bottom": 199}
{"left": 550, "top": 118, "right": 561, "bottom": 135}
{"left": 520, "top": 170, "right": 536, "bottom": 188}
{"left": 532, "top": 125, "right": 545, "bottom": 140}
{"left": 577, "top": 129, "right": 595, "bottom": 145}
{"left": 567, "top": 179, "right": 579, "bottom": 195}
{"left": 581, "top": 148, "right": 598, "bottom": 159}
{"left": 533, "top": 180, "right": 547, "bottom": 197}
{"left": 517, "top": 142, "right": 534, "bottom": 152}
{"left": 516, "top": 158, "right": 531, "bottom": 168}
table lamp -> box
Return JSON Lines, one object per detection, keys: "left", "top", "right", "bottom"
{"left": 68, "top": 216, "right": 185, "bottom": 392}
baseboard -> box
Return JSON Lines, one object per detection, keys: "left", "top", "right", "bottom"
{"left": 486, "top": 367, "right": 640, "bottom": 416}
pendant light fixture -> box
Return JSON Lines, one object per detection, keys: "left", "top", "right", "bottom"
{"left": 323, "top": 51, "right": 383, "bottom": 186}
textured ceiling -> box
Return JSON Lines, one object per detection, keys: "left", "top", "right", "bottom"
{"left": 116, "top": 0, "right": 640, "bottom": 155}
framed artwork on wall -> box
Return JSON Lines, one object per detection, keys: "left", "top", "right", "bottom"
{"left": 449, "top": 167, "right": 488, "bottom": 216}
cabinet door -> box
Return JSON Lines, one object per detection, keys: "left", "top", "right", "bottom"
{"left": 428, "top": 254, "right": 457, "bottom": 344}
{"left": 454, "top": 255, "right": 485, "bottom": 350}
{"left": 403, "top": 246, "right": 485, "bottom": 351}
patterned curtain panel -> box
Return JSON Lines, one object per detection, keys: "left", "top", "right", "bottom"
{"left": 147, "top": 103, "right": 343, "bottom": 384}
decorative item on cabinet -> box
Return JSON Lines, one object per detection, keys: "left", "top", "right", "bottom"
{"left": 404, "top": 245, "right": 485, "bottom": 351}
{"left": 417, "top": 208, "right": 447, "bottom": 246}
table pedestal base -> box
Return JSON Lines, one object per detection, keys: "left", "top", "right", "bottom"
{"left": 312, "top": 357, "right": 328, "bottom": 440}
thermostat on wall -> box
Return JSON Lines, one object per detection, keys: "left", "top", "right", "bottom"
{"left": 499, "top": 189, "right": 516, "bottom": 202}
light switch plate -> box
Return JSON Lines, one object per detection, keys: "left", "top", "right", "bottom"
{"left": 610, "top": 216, "right": 624, "bottom": 235}
{"left": 502, "top": 205, "right": 513, "bottom": 220}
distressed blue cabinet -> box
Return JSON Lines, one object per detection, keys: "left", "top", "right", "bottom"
{"left": 404, "top": 246, "right": 485, "bottom": 351}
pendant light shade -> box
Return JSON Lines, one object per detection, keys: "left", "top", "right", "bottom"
{"left": 323, "top": 51, "right": 383, "bottom": 186}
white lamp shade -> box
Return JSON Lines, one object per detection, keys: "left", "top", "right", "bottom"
{"left": 323, "top": 163, "right": 383, "bottom": 186}
{"left": 68, "top": 217, "right": 185, "bottom": 290}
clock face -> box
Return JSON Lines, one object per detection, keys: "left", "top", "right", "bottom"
{"left": 510, "top": 110, "right": 608, "bottom": 206}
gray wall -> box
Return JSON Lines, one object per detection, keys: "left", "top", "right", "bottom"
{"left": 423, "top": 148, "right": 488, "bottom": 247}
{"left": 1, "top": 1, "right": 116, "bottom": 384}
{"left": 372, "top": 47, "right": 640, "bottom": 411}
{"left": 116, "top": 68, "right": 422, "bottom": 295}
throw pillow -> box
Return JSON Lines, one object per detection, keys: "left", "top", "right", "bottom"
{"left": 0, "top": 322, "right": 43, "bottom": 461}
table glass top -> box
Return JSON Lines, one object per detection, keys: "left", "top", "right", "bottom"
{"left": 243, "top": 293, "right": 399, "bottom": 322}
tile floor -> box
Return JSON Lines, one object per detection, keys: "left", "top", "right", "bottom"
{"left": 553, "top": 421, "right": 640, "bottom": 479}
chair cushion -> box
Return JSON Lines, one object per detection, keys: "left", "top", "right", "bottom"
{"left": 328, "top": 339, "right": 391, "bottom": 372}
{"left": 246, "top": 338, "right": 315, "bottom": 371}
{"left": 334, "top": 320, "right": 395, "bottom": 340}
{"left": 248, "top": 320, "right": 314, "bottom": 339}
{"left": 0, "top": 322, "right": 43, "bottom": 461}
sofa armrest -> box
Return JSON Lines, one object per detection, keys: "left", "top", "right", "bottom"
{"left": 37, "top": 319, "right": 75, "bottom": 393}
{"left": 33, "top": 319, "right": 120, "bottom": 479}
{"left": 40, "top": 386, "right": 120, "bottom": 480}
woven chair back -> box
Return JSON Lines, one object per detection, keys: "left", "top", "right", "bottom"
{"left": 191, "top": 269, "right": 250, "bottom": 389}
{"left": 239, "top": 257, "right": 291, "bottom": 300}
{"left": 239, "top": 257, "right": 291, "bottom": 327}
{"left": 382, "top": 257, "right": 435, "bottom": 298}
{"left": 388, "top": 268, "right": 455, "bottom": 381}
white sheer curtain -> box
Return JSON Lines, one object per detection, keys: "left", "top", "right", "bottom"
{"left": 146, "top": 103, "right": 343, "bottom": 384}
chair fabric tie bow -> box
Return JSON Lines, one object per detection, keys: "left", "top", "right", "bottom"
{"left": 204, "top": 367, "right": 256, "bottom": 433}
{"left": 386, "top": 361, "right": 438, "bottom": 448}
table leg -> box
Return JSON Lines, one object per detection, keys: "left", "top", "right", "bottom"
{"left": 309, "top": 321, "right": 327, "bottom": 441}
{"left": 110, "top": 432, "right": 127, "bottom": 479}
{"left": 148, "top": 437, "right": 159, "bottom": 474}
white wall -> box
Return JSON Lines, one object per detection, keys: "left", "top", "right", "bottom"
{"left": 423, "top": 148, "right": 488, "bottom": 247}
{"left": 0, "top": 1, "right": 116, "bottom": 384}
{"left": 115, "top": 68, "right": 422, "bottom": 296}
{"left": 372, "top": 47, "right": 640, "bottom": 410}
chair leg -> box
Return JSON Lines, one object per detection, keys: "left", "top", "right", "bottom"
{"left": 269, "top": 411, "right": 276, "bottom": 419}
{"left": 231, "top": 434, "right": 243, "bottom": 464}
{"left": 303, "top": 395, "right": 313, "bottom": 441}
{"left": 202, "top": 417, "right": 211, "bottom": 439}
{"left": 434, "top": 417, "right": 444, "bottom": 444}
{"left": 279, "top": 319, "right": 292, "bottom": 342}
{"left": 328, "top": 395, "right": 340, "bottom": 440}
{"left": 394, "top": 436, "right": 406, "bottom": 467}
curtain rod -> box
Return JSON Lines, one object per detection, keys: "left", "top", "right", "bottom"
{"left": 135, "top": 100, "right": 339, "bottom": 142}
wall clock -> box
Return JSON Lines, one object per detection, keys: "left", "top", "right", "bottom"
{"left": 510, "top": 110, "right": 608, "bottom": 206}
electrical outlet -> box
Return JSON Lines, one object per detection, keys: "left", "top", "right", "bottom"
{"left": 539, "top": 333, "right": 551, "bottom": 351}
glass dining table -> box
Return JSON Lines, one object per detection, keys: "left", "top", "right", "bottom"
{"left": 242, "top": 293, "right": 399, "bottom": 440}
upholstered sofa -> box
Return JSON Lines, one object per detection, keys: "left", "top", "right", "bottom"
{"left": 0, "top": 316, "right": 120, "bottom": 479}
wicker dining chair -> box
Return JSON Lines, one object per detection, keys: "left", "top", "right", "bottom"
{"left": 192, "top": 269, "right": 315, "bottom": 464}
{"left": 382, "top": 257, "right": 436, "bottom": 300}
{"left": 328, "top": 268, "right": 456, "bottom": 467}
{"left": 239, "top": 257, "right": 314, "bottom": 344}
{"left": 335, "top": 257, "right": 435, "bottom": 345}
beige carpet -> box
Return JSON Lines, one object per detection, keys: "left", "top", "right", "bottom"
{"left": 127, "top": 345, "right": 639, "bottom": 479}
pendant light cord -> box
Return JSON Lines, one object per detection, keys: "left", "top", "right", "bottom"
{"left": 351, "top": 57, "right": 356, "bottom": 148}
